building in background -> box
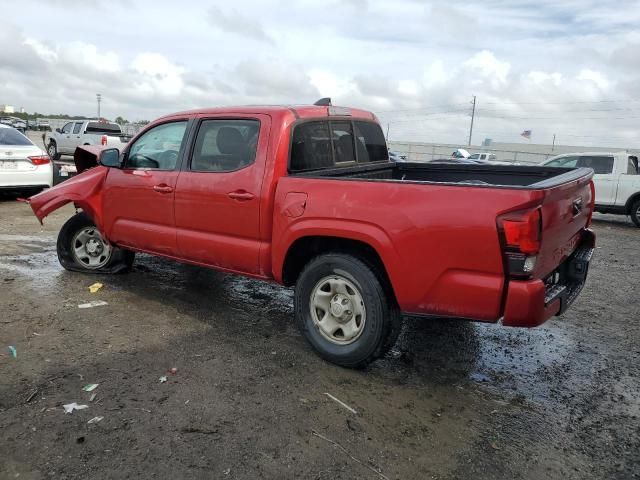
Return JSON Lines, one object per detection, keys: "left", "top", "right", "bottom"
{"left": 0, "top": 105, "right": 15, "bottom": 114}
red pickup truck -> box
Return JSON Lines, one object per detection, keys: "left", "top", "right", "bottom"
{"left": 28, "top": 101, "right": 595, "bottom": 368}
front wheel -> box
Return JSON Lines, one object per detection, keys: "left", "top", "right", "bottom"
{"left": 47, "top": 142, "right": 61, "bottom": 161}
{"left": 295, "top": 253, "right": 401, "bottom": 368}
{"left": 631, "top": 199, "right": 640, "bottom": 228}
{"left": 57, "top": 212, "right": 134, "bottom": 273}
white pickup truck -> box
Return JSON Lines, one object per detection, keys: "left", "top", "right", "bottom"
{"left": 543, "top": 151, "right": 640, "bottom": 226}
{"left": 46, "top": 120, "right": 129, "bottom": 160}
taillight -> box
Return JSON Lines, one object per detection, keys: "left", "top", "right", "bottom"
{"left": 101, "top": 135, "right": 107, "bottom": 146}
{"left": 497, "top": 208, "right": 542, "bottom": 278}
{"left": 500, "top": 209, "right": 541, "bottom": 254}
{"left": 28, "top": 155, "right": 50, "bottom": 165}
{"left": 586, "top": 180, "right": 595, "bottom": 227}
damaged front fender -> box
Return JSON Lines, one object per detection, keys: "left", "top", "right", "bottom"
{"left": 28, "top": 165, "right": 109, "bottom": 227}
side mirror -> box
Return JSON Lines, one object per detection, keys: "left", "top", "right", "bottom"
{"left": 55, "top": 128, "right": 62, "bottom": 134}
{"left": 99, "top": 148, "right": 122, "bottom": 168}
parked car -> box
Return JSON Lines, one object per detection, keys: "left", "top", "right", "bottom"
{"left": 28, "top": 101, "right": 595, "bottom": 368}
{"left": 451, "top": 148, "right": 470, "bottom": 159}
{"left": 0, "top": 124, "right": 53, "bottom": 194}
{"left": 36, "top": 120, "right": 51, "bottom": 132}
{"left": 0, "top": 116, "right": 26, "bottom": 133}
{"left": 46, "top": 120, "right": 130, "bottom": 159}
{"left": 468, "top": 152, "right": 498, "bottom": 162}
{"left": 389, "top": 150, "right": 408, "bottom": 162}
{"left": 543, "top": 152, "right": 640, "bottom": 226}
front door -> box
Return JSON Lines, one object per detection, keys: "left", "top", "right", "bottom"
{"left": 174, "top": 114, "right": 270, "bottom": 274}
{"left": 101, "top": 120, "right": 190, "bottom": 256}
{"left": 57, "top": 122, "right": 75, "bottom": 153}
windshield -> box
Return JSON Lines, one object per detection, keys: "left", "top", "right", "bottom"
{"left": 0, "top": 127, "right": 33, "bottom": 146}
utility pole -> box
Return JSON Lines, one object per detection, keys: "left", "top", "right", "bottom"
{"left": 468, "top": 95, "right": 476, "bottom": 146}
{"left": 96, "top": 93, "right": 102, "bottom": 120}
{"left": 386, "top": 123, "right": 390, "bottom": 141}
{"left": 551, "top": 133, "right": 556, "bottom": 152}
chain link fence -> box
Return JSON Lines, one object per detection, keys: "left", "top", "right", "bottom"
{"left": 387, "top": 142, "right": 553, "bottom": 164}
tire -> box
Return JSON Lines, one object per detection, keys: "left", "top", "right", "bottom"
{"left": 47, "top": 141, "right": 61, "bottom": 161}
{"left": 631, "top": 199, "right": 640, "bottom": 228}
{"left": 295, "top": 253, "right": 401, "bottom": 368}
{"left": 57, "top": 212, "right": 134, "bottom": 274}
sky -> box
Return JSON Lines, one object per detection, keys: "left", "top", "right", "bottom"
{"left": 1, "top": 0, "right": 640, "bottom": 147}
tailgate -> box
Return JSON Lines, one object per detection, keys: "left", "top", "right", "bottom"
{"left": 534, "top": 172, "right": 594, "bottom": 279}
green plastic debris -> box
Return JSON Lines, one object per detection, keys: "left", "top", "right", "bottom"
{"left": 82, "top": 384, "right": 99, "bottom": 392}
{"left": 8, "top": 346, "right": 16, "bottom": 358}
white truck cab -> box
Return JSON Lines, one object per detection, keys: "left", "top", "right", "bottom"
{"left": 468, "top": 152, "right": 497, "bottom": 162}
{"left": 544, "top": 151, "right": 640, "bottom": 226}
{"left": 46, "top": 120, "right": 128, "bottom": 160}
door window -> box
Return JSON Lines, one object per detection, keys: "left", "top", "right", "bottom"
{"left": 61, "top": 122, "right": 73, "bottom": 134}
{"left": 576, "top": 156, "right": 614, "bottom": 174}
{"left": 73, "top": 122, "right": 82, "bottom": 134}
{"left": 126, "top": 121, "right": 188, "bottom": 170}
{"left": 191, "top": 119, "right": 260, "bottom": 172}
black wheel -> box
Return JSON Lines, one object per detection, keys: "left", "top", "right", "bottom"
{"left": 47, "top": 141, "right": 61, "bottom": 161}
{"left": 295, "top": 253, "right": 401, "bottom": 368}
{"left": 630, "top": 199, "right": 640, "bottom": 228}
{"left": 57, "top": 212, "right": 134, "bottom": 274}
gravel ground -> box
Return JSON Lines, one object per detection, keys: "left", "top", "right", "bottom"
{"left": 0, "top": 195, "right": 638, "bottom": 480}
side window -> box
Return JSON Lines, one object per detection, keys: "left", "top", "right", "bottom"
{"left": 191, "top": 119, "right": 260, "bottom": 172}
{"left": 353, "top": 121, "right": 388, "bottom": 163}
{"left": 578, "top": 156, "right": 614, "bottom": 174}
{"left": 627, "top": 156, "right": 638, "bottom": 175}
{"left": 61, "top": 122, "right": 73, "bottom": 134}
{"left": 127, "top": 121, "right": 187, "bottom": 170}
{"left": 73, "top": 122, "right": 82, "bottom": 134}
{"left": 290, "top": 121, "right": 332, "bottom": 171}
{"left": 331, "top": 121, "right": 355, "bottom": 164}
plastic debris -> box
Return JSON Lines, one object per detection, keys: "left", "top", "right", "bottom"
{"left": 89, "top": 393, "right": 97, "bottom": 402}
{"left": 63, "top": 402, "right": 89, "bottom": 414}
{"left": 88, "top": 282, "right": 104, "bottom": 293}
{"left": 8, "top": 346, "right": 17, "bottom": 358}
{"left": 78, "top": 300, "right": 108, "bottom": 309}
{"left": 159, "top": 376, "right": 168, "bottom": 383}
{"left": 169, "top": 367, "right": 178, "bottom": 375}
{"left": 87, "top": 416, "right": 104, "bottom": 424}
{"left": 323, "top": 392, "right": 358, "bottom": 415}
{"left": 82, "top": 384, "right": 99, "bottom": 392}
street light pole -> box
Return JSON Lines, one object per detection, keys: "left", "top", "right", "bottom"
{"left": 96, "top": 94, "right": 102, "bottom": 120}
{"left": 468, "top": 95, "right": 476, "bottom": 147}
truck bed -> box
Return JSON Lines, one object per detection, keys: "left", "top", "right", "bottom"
{"left": 293, "top": 161, "right": 589, "bottom": 189}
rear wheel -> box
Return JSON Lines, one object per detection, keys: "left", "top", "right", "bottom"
{"left": 295, "top": 253, "right": 401, "bottom": 368}
{"left": 631, "top": 199, "right": 640, "bottom": 227}
{"left": 57, "top": 212, "right": 134, "bottom": 273}
{"left": 47, "top": 141, "right": 61, "bottom": 161}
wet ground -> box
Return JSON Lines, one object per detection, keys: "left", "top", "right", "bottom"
{"left": 0, "top": 196, "right": 638, "bottom": 479}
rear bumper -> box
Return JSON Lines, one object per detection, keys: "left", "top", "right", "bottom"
{"left": 503, "top": 229, "right": 595, "bottom": 327}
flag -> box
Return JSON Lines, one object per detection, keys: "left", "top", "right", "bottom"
{"left": 521, "top": 130, "right": 532, "bottom": 139}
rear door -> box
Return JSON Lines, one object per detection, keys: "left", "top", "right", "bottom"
{"left": 101, "top": 119, "right": 190, "bottom": 256}
{"left": 576, "top": 155, "right": 616, "bottom": 205}
{"left": 174, "top": 114, "right": 270, "bottom": 274}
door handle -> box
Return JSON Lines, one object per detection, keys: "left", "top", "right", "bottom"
{"left": 227, "top": 190, "right": 255, "bottom": 201}
{"left": 153, "top": 184, "right": 174, "bottom": 194}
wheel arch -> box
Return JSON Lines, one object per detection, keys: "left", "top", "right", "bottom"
{"left": 624, "top": 192, "right": 640, "bottom": 214}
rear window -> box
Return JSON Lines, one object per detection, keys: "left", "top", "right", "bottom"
{"left": 86, "top": 122, "right": 121, "bottom": 134}
{"left": 290, "top": 120, "right": 388, "bottom": 171}
{"left": 0, "top": 128, "right": 33, "bottom": 146}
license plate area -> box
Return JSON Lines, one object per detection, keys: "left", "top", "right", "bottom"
{"left": 0, "top": 161, "right": 18, "bottom": 169}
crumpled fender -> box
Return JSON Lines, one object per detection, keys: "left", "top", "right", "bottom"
{"left": 28, "top": 165, "right": 109, "bottom": 228}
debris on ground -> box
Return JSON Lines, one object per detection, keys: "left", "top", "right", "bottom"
{"left": 169, "top": 367, "right": 178, "bottom": 375}
{"left": 159, "top": 376, "right": 168, "bottom": 383}
{"left": 8, "top": 346, "right": 17, "bottom": 358}
{"left": 323, "top": 392, "right": 358, "bottom": 414}
{"left": 87, "top": 416, "right": 104, "bottom": 424}
{"left": 63, "top": 403, "right": 89, "bottom": 414}
{"left": 89, "top": 393, "right": 97, "bottom": 402}
{"left": 82, "top": 384, "right": 99, "bottom": 392}
{"left": 78, "top": 300, "right": 108, "bottom": 309}
{"left": 25, "top": 390, "right": 38, "bottom": 403}
{"left": 88, "top": 282, "right": 104, "bottom": 293}
{"left": 312, "top": 430, "right": 388, "bottom": 479}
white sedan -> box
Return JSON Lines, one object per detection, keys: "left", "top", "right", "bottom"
{"left": 0, "top": 124, "right": 53, "bottom": 194}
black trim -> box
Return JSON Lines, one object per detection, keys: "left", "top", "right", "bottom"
{"left": 594, "top": 204, "right": 626, "bottom": 215}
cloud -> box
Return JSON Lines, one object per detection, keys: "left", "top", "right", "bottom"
{"left": 207, "top": 6, "right": 274, "bottom": 45}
